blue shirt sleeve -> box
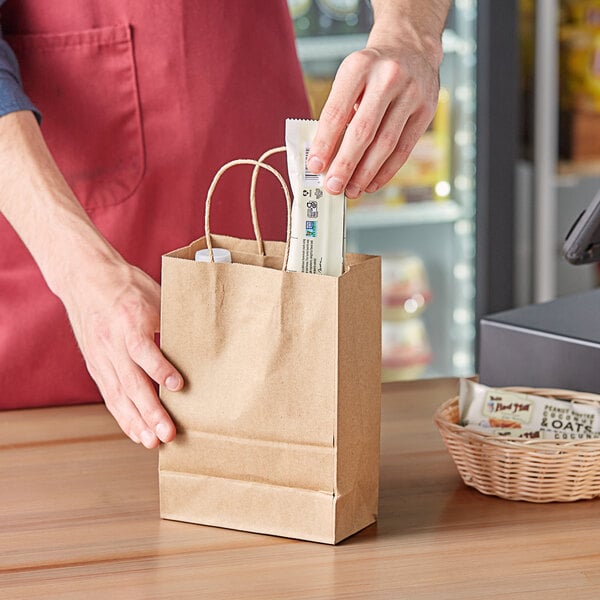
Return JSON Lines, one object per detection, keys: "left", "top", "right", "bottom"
{"left": 0, "top": 29, "right": 41, "bottom": 121}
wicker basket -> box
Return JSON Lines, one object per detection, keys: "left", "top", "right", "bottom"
{"left": 434, "top": 387, "right": 600, "bottom": 502}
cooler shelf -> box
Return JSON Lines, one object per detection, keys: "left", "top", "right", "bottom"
{"left": 296, "top": 29, "right": 461, "bottom": 63}
{"left": 346, "top": 200, "right": 463, "bottom": 229}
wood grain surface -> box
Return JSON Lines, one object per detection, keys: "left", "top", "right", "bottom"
{"left": 3, "top": 378, "right": 600, "bottom": 599}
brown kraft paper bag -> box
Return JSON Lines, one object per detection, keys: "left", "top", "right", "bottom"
{"left": 158, "top": 154, "right": 381, "bottom": 544}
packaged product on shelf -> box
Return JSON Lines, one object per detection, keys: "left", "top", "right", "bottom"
{"left": 563, "top": 0, "right": 600, "bottom": 29}
{"left": 559, "top": 27, "right": 600, "bottom": 113}
{"left": 304, "top": 74, "right": 334, "bottom": 119}
{"left": 459, "top": 379, "right": 600, "bottom": 440}
{"left": 381, "top": 319, "right": 432, "bottom": 382}
{"left": 288, "top": 0, "right": 317, "bottom": 37}
{"left": 313, "top": 0, "right": 372, "bottom": 35}
{"left": 559, "top": 2, "right": 600, "bottom": 159}
{"left": 381, "top": 254, "right": 431, "bottom": 321}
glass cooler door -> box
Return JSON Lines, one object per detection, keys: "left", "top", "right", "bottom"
{"left": 289, "top": 0, "right": 478, "bottom": 379}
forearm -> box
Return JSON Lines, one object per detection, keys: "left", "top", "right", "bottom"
{"left": 0, "top": 110, "right": 124, "bottom": 299}
{"left": 368, "top": 0, "right": 450, "bottom": 68}
{"left": 0, "top": 110, "right": 180, "bottom": 446}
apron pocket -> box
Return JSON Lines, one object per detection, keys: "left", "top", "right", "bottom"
{"left": 6, "top": 24, "right": 145, "bottom": 211}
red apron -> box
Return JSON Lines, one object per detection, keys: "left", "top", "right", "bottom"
{"left": 0, "top": 1, "right": 310, "bottom": 409}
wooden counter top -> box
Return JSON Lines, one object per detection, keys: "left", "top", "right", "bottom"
{"left": 2, "top": 378, "right": 600, "bottom": 598}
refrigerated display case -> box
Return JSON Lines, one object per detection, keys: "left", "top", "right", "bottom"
{"left": 516, "top": 0, "right": 600, "bottom": 305}
{"left": 288, "top": 0, "right": 518, "bottom": 378}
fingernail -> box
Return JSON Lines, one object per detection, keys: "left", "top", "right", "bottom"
{"left": 366, "top": 182, "right": 379, "bottom": 193}
{"left": 130, "top": 431, "right": 141, "bottom": 444}
{"left": 307, "top": 156, "right": 324, "bottom": 173}
{"left": 156, "top": 422, "right": 171, "bottom": 443}
{"left": 165, "top": 374, "right": 181, "bottom": 391}
{"left": 346, "top": 183, "right": 361, "bottom": 198}
{"left": 326, "top": 177, "right": 344, "bottom": 194}
{"left": 140, "top": 429, "right": 156, "bottom": 448}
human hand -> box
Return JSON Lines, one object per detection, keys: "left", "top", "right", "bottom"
{"left": 61, "top": 259, "right": 183, "bottom": 449}
{"left": 0, "top": 110, "right": 182, "bottom": 446}
{"left": 307, "top": 7, "right": 445, "bottom": 199}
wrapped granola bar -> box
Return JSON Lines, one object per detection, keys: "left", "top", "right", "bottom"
{"left": 285, "top": 119, "right": 346, "bottom": 277}
{"left": 459, "top": 379, "right": 600, "bottom": 440}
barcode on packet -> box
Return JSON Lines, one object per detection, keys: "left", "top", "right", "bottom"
{"left": 303, "top": 147, "right": 321, "bottom": 186}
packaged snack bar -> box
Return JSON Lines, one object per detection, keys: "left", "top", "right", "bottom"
{"left": 459, "top": 379, "right": 600, "bottom": 440}
{"left": 285, "top": 119, "right": 346, "bottom": 277}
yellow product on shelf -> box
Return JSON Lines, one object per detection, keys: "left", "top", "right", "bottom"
{"left": 559, "top": 1, "right": 600, "bottom": 112}
{"left": 304, "top": 74, "right": 334, "bottom": 119}
{"left": 560, "top": 24, "right": 600, "bottom": 112}
{"left": 563, "top": 0, "right": 600, "bottom": 28}
{"left": 559, "top": 1, "right": 600, "bottom": 158}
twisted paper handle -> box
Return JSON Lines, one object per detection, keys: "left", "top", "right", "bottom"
{"left": 249, "top": 146, "right": 287, "bottom": 256}
{"left": 204, "top": 152, "right": 291, "bottom": 270}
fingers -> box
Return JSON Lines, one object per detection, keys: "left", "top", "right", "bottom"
{"left": 62, "top": 259, "right": 183, "bottom": 449}
{"left": 125, "top": 329, "right": 183, "bottom": 392}
{"left": 356, "top": 110, "right": 432, "bottom": 196}
{"left": 91, "top": 353, "right": 176, "bottom": 449}
{"left": 307, "top": 47, "right": 440, "bottom": 199}
{"left": 113, "top": 358, "right": 177, "bottom": 446}
{"left": 331, "top": 97, "right": 408, "bottom": 199}
{"left": 307, "top": 52, "right": 369, "bottom": 179}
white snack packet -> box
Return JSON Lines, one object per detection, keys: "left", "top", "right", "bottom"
{"left": 459, "top": 379, "right": 600, "bottom": 440}
{"left": 285, "top": 119, "right": 346, "bottom": 277}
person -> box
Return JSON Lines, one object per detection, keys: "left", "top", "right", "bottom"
{"left": 0, "top": 0, "right": 450, "bottom": 448}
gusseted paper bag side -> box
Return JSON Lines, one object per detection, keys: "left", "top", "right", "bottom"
{"left": 158, "top": 238, "right": 380, "bottom": 544}
{"left": 335, "top": 252, "right": 381, "bottom": 542}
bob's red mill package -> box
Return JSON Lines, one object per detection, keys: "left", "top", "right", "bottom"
{"left": 158, "top": 120, "right": 381, "bottom": 544}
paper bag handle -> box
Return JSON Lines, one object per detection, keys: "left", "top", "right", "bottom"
{"left": 250, "top": 146, "right": 287, "bottom": 257}
{"left": 204, "top": 157, "right": 292, "bottom": 270}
